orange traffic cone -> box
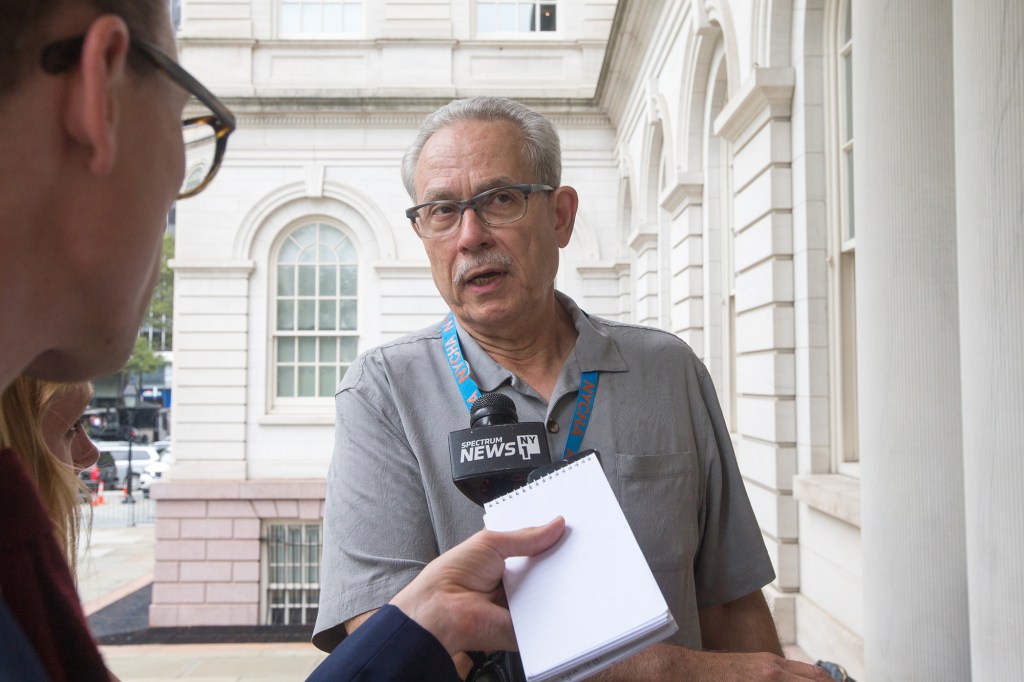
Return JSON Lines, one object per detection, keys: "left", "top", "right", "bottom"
{"left": 92, "top": 481, "right": 105, "bottom": 506}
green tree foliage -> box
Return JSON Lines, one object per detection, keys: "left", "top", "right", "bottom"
{"left": 142, "top": 231, "right": 174, "bottom": 350}
{"left": 124, "top": 335, "right": 166, "bottom": 386}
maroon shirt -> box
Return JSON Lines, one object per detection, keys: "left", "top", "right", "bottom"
{"left": 0, "top": 448, "right": 108, "bottom": 681}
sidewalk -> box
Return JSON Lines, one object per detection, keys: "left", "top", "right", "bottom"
{"left": 79, "top": 523, "right": 810, "bottom": 680}
{"left": 80, "top": 525, "right": 327, "bottom": 681}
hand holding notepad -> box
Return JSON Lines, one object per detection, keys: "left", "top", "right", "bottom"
{"left": 483, "top": 453, "right": 678, "bottom": 682}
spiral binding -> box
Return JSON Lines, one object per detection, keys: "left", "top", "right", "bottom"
{"left": 486, "top": 454, "right": 595, "bottom": 508}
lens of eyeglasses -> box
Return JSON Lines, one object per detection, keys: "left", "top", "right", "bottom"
{"left": 180, "top": 116, "right": 218, "bottom": 198}
{"left": 416, "top": 187, "right": 529, "bottom": 236}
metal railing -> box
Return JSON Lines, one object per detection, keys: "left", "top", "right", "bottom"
{"left": 87, "top": 489, "right": 156, "bottom": 527}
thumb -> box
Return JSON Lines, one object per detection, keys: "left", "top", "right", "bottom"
{"left": 490, "top": 517, "right": 566, "bottom": 560}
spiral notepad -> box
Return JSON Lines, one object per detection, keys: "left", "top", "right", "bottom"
{"left": 483, "top": 453, "right": 677, "bottom": 682}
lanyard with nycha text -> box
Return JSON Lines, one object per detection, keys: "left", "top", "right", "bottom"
{"left": 440, "top": 312, "right": 599, "bottom": 460}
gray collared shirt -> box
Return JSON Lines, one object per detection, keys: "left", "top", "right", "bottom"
{"left": 313, "top": 292, "right": 774, "bottom": 652}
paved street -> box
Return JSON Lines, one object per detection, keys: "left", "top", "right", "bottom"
{"left": 80, "top": 510, "right": 327, "bottom": 680}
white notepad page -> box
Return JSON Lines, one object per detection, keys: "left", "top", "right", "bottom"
{"left": 483, "top": 454, "right": 677, "bottom": 682}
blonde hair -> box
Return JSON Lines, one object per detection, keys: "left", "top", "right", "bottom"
{"left": 0, "top": 376, "right": 91, "bottom": 573}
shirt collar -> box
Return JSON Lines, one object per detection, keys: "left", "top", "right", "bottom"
{"left": 450, "top": 291, "right": 629, "bottom": 394}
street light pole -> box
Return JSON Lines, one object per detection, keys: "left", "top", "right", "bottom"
{"left": 122, "top": 383, "right": 138, "bottom": 525}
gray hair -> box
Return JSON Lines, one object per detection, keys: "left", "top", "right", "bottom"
{"left": 400, "top": 96, "right": 562, "bottom": 200}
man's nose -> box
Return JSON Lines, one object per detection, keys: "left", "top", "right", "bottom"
{"left": 456, "top": 205, "right": 493, "bottom": 250}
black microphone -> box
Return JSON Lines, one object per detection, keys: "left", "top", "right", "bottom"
{"left": 449, "top": 393, "right": 552, "bottom": 506}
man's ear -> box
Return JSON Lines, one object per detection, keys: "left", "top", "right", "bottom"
{"left": 552, "top": 185, "right": 579, "bottom": 248}
{"left": 64, "top": 15, "right": 131, "bottom": 176}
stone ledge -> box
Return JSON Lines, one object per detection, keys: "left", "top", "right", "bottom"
{"left": 793, "top": 474, "right": 860, "bottom": 528}
{"left": 153, "top": 479, "right": 327, "bottom": 501}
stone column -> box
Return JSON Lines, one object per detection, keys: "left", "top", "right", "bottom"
{"left": 953, "top": 1, "right": 1024, "bottom": 676}
{"left": 853, "top": 1, "right": 970, "bottom": 679}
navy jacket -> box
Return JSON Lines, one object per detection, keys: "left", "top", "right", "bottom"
{"left": 307, "top": 604, "right": 460, "bottom": 681}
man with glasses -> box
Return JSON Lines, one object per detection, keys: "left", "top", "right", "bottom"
{"left": 316, "top": 97, "right": 829, "bottom": 681}
{"left": 1, "top": 4, "right": 553, "bottom": 680}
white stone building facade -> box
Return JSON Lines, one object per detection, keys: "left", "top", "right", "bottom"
{"left": 156, "top": 1, "right": 1024, "bottom": 679}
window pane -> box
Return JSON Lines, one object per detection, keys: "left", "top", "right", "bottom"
{"left": 319, "top": 366, "right": 336, "bottom": 397}
{"left": 323, "top": 3, "right": 343, "bottom": 32}
{"left": 845, "top": 148, "right": 855, "bottom": 239}
{"left": 277, "top": 265, "right": 295, "bottom": 295}
{"left": 298, "top": 265, "right": 316, "bottom": 296}
{"left": 843, "top": 53, "right": 853, "bottom": 142}
{"left": 277, "top": 336, "right": 295, "bottom": 362}
{"left": 299, "top": 336, "right": 316, "bottom": 362}
{"left": 279, "top": 238, "right": 299, "bottom": 263}
{"left": 497, "top": 2, "right": 516, "bottom": 31}
{"left": 298, "top": 366, "right": 316, "bottom": 396}
{"left": 298, "top": 245, "right": 317, "bottom": 264}
{"left": 340, "top": 266, "right": 357, "bottom": 295}
{"left": 540, "top": 4, "right": 556, "bottom": 31}
{"left": 340, "top": 301, "right": 357, "bottom": 329}
{"left": 298, "top": 300, "right": 316, "bottom": 330}
{"left": 478, "top": 3, "right": 497, "bottom": 32}
{"left": 318, "top": 244, "right": 334, "bottom": 264}
{"left": 343, "top": 3, "right": 362, "bottom": 32}
{"left": 292, "top": 224, "right": 317, "bottom": 247}
{"left": 319, "top": 265, "right": 337, "bottom": 296}
{"left": 336, "top": 234, "right": 356, "bottom": 262}
{"left": 340, "top": 336, "right": 358, "bottom": 361}
{"left": 319, "top": 300, "right": 337, "bottom": 330}
{"left": 302, "top": 4, "right": 320, "bottom": 32}
{"left": 281, "top": 4, "right": 301, "bottom": 33}
{"left": 319, "top": 339, "right": 336, "bottom": 362}
{"left": 277, "top": 300, "right": 294, "bottom": 330}
{"left": 518, "top": 4, "right": 535, "bottom": 31}
{"left": 277, "top": 366, "right": 294, "bottom": 397}
{"left": 844, "top": 0, "right": 852, "bottom": 44}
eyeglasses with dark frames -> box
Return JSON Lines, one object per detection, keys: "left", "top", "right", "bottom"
{"left": 406, "top": 184, "right": 554, "bottom": 239}
{"left": 40, "top": 34, "right": 236, "bottom": 199}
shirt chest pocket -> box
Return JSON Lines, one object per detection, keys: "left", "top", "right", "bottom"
{"left": 607, "top": 451, "right": 698, "bottom": 573}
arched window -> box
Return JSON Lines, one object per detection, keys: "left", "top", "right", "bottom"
{"left": 273, "top": 222, "right": 358, "bottom": 402}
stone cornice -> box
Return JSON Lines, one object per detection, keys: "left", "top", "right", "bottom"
{"left": 217, "top": 97, "right": 610, "bottom": 128}
{"left": 170, "top": 259, "right": 256, "bottom": 276}
{"left": 627, "top": 225, "right": 658, "bottom": 251}
{"left": 659, "top": 172, "right": 704, "bottom": 216}
{"left": 713, "top": 67, "right": 795, "bottom": 143}
{"left": 372, "top": 261, "right": 432, "bottom": 276}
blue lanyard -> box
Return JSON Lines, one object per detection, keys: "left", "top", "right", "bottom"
{"left": 441, "top": 312, "right": 598, "bottom": 460}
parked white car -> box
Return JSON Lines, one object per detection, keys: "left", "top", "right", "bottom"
{"left": 139, "top": 443, "right": 175, "bottom": 498}
{"left": 95, "top": 441, "right": 160, "bottom": 490}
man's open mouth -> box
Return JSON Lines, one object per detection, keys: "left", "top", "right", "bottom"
{"left": 468, "top": 270, "right": 503, "bottom": 285}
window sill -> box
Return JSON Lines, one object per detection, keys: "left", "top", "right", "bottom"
{"left": 792, "top": 473, "right": 860, "bottom": 528}
{"left": 258, "top": 413, "right": 335, "bottom": 426}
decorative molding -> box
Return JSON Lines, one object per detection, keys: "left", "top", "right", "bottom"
{"left": 170, "top": 260, "right": 256, "bottom": 276}
{"left": 257, "top": 413, "right": 334, "bottom": 426}
{"left": 226, "top": 109, "right": 611, "bottom": 129}
{"left": 575, "top": 261, "right": 628, "bottom": 276}
{"left": 305, "top": 164, "right": 325, "bottom": 198}
{"left": 627, "top": 225, "right": 659, "bottom": 251}
{"left": 233, "top": 181, "right": 395, "bottom": 261}
{"left": 713, "top": 67, "right": 795, "bottom": 142}
{"left": 793, "top": 473, "right": 861, "bottom": 528}
{"left": 659, "top": 171, "right": 704, "bottom": 216}
{"left": 372, "top": 261, "right": 433, "bottom": 277}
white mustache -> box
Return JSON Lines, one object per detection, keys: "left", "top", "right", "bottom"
{"left": 453, "top": 251, "right": 515, "bottom": 286}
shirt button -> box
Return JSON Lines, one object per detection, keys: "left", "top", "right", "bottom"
{"left": 547, "top": 420, "right": 559, "bottom": 433}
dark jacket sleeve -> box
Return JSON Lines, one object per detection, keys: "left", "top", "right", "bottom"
{"left": 306, "top": 604, "right": 460, "bottom": 682}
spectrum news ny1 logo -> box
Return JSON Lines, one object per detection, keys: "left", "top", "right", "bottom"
{"left": 458, "top": 434, "right": 543, "bottom": 463}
